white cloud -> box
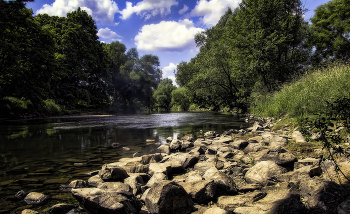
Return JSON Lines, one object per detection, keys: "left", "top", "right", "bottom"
{"left": 120, "top": 0, "right": 178, "bottom": 20}
{"left": 135, "top": 19, "right": 204, "bottom": 52}
{"left": 97, "top": 27, "right": 122, "bottom": 41}
{"left": 162, "top": 62, "right": 177, "bottom": 78}
{"left": 188, "top": 0, "right": 241, "bottom": 26}
{"left": 179, "top": 5, "right": 188, "bottom": 15}
{"left": 36, "top": 0, "right": 119, "bottom": 25}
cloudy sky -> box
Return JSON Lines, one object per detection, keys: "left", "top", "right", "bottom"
{"left": 26, "top": 0, "right": 330, "bottom": 83}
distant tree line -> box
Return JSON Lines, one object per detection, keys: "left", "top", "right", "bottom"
{"left": 174, "top": 0, "right": 350, "bottom": 112}
{"left": 0, "top": 0, "right": 162, "bottom": 117}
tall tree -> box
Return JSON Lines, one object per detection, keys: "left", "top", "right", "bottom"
{"left": 0, "top": 0, "right": 55, "bottom": 103}
{"left": 309, "top": 0, "right": 350, "bottom": 62}
{"left": 153, "top": 78, "right": 176, "bottom": 112}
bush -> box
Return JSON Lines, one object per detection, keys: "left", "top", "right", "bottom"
{"left": 0, "top": 97, "right": 33, "bottom": 117}
{"left": 42, "top": 99, "right": 63, "bottom": 115}
{"left": 251, "top": 61, "right": 350, "bottom": 118}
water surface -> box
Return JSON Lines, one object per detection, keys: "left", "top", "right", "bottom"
{"left": 0, "top": 112, "right": 246, "bottom": 213}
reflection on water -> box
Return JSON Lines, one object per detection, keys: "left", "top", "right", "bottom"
{"left": 0, "top": 112, "right": 246, "bottom": 213}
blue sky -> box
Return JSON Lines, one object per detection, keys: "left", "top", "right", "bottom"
{"left": 25, "top": 0, "right": 331, "bottom": 83}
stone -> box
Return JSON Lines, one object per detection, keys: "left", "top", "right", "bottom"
{"left": 194, "top": 162, "right": 217, "bottom": 175}
{"left": 203, "top": 207, "right": 230, "bottom": 214}
{"left": 230, "top": 139, "right": 249, "bottom": 150}
{"left": 218, "top": 190, "right": 266, "bottom": 211}
{"left": 238, "top": 183, "right": 262, "bottom": 193}
{"left": 292, "top": 131, "right": 306, "bottom": 143}
{"left": 179, "top": 180, "right": 217, "bottom": 203}
{"left": 15, "top": 190, "right": 27, "bottom": 199}
{"left": 21, "top": 210, "right": 39, "bottom": 214}
{"left": 268, "top": 135, "right": 288, "bottom": 147}
{"left": 245, "top": 161, "right": 287, "bottom": 185}
{"left": 72, "top": 188, "right": 142, "bottom": 214}
{"left": 181, "top": 141, "right": 194, "bottom": 150}
{"left": 170, "top": 138, "right": 182, "bottom": 150}
{"left": 111, "top": 143, "right": 121, "bottom": 148}
{"left": 99, "top": 164, "right": 129, "bottom": 181}
{"left": 338, "top": 197, "right": 350, "bottom": 214}
{"left": 145, "top": 180, "right": 193, "bottom": 214}
{"left": 46, "top": 204, "right": 76, "bottom": 213}
{"left": 141, "top": 154, "right": 163, "bottom": 165}
{"left": 204, "top": 131, "right": 217, "bottom": 139}
{"left": 189, "top": 146, "right": 206, "bottom": 157}
{"left": 146, "top": 172, "right": 168, "bottom": 187}
{"left": 243, "top": 143, "right": 266, "bottom": 154}
{"left": 203, "top": 167, "right": 237, "bottom": 194}
{"left": 213, "top": 136, "right": 233, "bottom": 144}
{"left": 157, "top": 145, "right": 170, "bottom": 154}
{"left": 182, "top": 134, "right": 194, "bottom": 141}
{"left": 97, "top": 182, "right": 132, "bottom": 194}
{"left": 24, "top": 192, "right": 47, "bottom": 205}
{"left": 166, "top": 137, "right": 173, "bottom": 142}
{"left": 124, "top": 174, "right": 146, "bottom": 195}
{"left": 60, "top": 180, "right": 87, "bottom": 191}
{"left": 294, "top": 158, "right": 320, "bottom": 170}
{"left": 257, "top": 146, "right": 297, "bottom": 165}
{"left": 148, "top": 163, "right": 172, "bottom": 176}
{"left": 162, "top": 153, "right": 199, "bottom": 170}
{"left": 88, "top": 175, "right": 104, "bottom": 187}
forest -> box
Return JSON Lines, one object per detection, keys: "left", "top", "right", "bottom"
{"left": 1, "top": 0, "right": 350, "bottom": 117}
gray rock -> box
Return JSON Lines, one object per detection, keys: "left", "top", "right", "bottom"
{"left": 146, "top": 172, "right": 168, "bottom": 187}
{"left": 179, "top": 180, "right": 217, "bottom": 203}
{"left": 46, "top": 204, "right": 76, "bottom": 213}
{"left": 97, "top": 182, "right": 132, "bottom": 194}
{"left": 203, "top": 207, "right": 231, "bottom": 214}
{"left": 218, "top": 190, "right": 266, "bottom": 211}
{"left": 141, "top": 154, "right": 163, "bottom": 165}
{"left": 21, "top": 209, "right": 39, "bottom": 214}
{"left": 60, "top": 180, "right": 87, "bottom": 191}
{"left": 88, "top": 175, "right": 104, "bottom": 187}
{"left": 162, "top": 153, "right": 198, "bottom": 170}
{"left": 338, "top": 197, "right": 350, "bottom": 214}
{"left": 181, "top": 141, "right": 194, "bottom": 150}
{"left": 99, "top": 164, "right": 129, "bottom": 181}
{"left": 203, "top": 167, "right": 237, "bottom": 194}
{"left": 24, "top": 192, "right": 47, "bottom": 205}
{"left": 157, "top": 145, "right": 170, "bottom": 154}
{"left": 294, "top": 158, "right": 320, "bottom": 170}
{"left": 238, "top": 183, "right": 262, "bottom": 193}
{"left": 124, "top": 174, "right": 147, "bottom": 195}
{"left": 145, "top": 180, "right": 193, "bottom": 214}
{"left": 148, "top": 163, "right": 172, "bottom": 176}
{"left": 72, "top": 188, "right": 142, "bottom": 214}
{"left": 213, "top": 136, "right": 233, "bottom": 144}
{"left": 245, "top": 161, "right": 287, "bottom": 185}
{"left": 170, "top": 138, "right": 182, "bottom": 150}
{"left": 257, "top": 146, "right": 297, "bottom": 165}
{"left": 230, "top": 139, "right": 249, "bottom": 150}
{"left": 292, "top": 131, "right": 306, "bottom": 143}
{"left": 204, "top": 131, "right": 217, "bottom": 139}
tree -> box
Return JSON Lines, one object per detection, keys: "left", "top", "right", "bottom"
{"left": 35, "top": 8, "right": 107, "bottom": 107}
{"left": 171, "top": 87, "right": 190, "bottom": 111}
{"left": 309, "top": 0, "right": 350, "bottom": 62}
{"left": 226, "top": 0, "right": 310, "bottom": 92}
{"left": 0, "top": 0, "right": 55, "bottom": 104}
{"left": 153, "top": 78, "right": 176, "bottom": 112}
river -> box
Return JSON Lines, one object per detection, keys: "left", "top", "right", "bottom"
{"left": 0, "top": 112, "right": 247, "bottom": 213}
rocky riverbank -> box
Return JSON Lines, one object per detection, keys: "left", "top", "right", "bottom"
{"left": 20, "top": 118, "right": 350, "bottom": 214}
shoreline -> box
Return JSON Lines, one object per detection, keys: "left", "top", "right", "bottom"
{"left": 17, "top": 117, "right": 350, "bottom": 214}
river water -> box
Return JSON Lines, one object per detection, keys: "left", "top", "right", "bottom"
{"left": 0, "top": 112, "right": 247, "bottom": 213}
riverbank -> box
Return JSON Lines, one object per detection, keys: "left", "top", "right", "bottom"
{"left": 18, "top": 117, "right": 350, "bottom": 214}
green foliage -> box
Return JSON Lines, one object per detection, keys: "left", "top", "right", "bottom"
{"left": 153, "top": 78, "right": 176, "bottom": 112}
{"left": 42, "top": 99, "right": 63, "bottom": 115}
{"left": 251, "top": 61, "right": 350, "bottom": 117}
{"left": 309, "top": 0, "right": 350, "bottom": 62}
{"left": 171, "top": 87, "right": 191, "bottom": 111}
{"left": 0, "top": 97, "right": 33, "bottom": 117}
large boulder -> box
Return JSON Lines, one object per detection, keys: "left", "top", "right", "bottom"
{"left": 179, "top": 180, "right": 217, "bottom": 203}
{"left": 157, "top": 145, "right": 170, "bottom": 154}
{"left": 123, "top": 173, "right": 148, "bottom": 195}
{"left": 145, "top": 180, "right": 194, "bottom": 214}
{"left": 146, "top": 172, "right": 168, "bottom": 187}
{"left": 244, "top": 161, "right": 287, "bottom": 185}
{"left": 257, "top": 146, "right": 297, "bottom": 165}
{"left": 203, "top": 207, "right": 230, "bottom": 214}
{"left": 203, "top": 167, "right": 237, "bottom": 194}
{"left": 230, "top": 139, "right": 249, "bottom": 150}
{"left": 21, "top": 210, "right": 39, "bottom": 214}
{"left": 148, "top": 163, "right": 172, "bottom": 176}
{"left": 72, "top": 188, "right": 142, "bottom": 214}
{"left": 99, "top": 164, "right": 129, "bottom": 181}
{"left": 45, "top": 204, "right": 76, "bottom": 213}
{"left": 162, "top": 153, "right": 198, "bottom": 170}
{"left": 292, "top": 131, "right": 306, "bottom": 143}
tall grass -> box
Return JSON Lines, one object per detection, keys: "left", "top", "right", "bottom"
{"left": 251, "top": 62, "right": 350, "bottom": 118}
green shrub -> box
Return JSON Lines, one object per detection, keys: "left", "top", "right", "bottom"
{"left": 0, "top": 97, "right": 33, "bottom": 117}
{"left": 251, "top": 62, "right": 350, "bottom": 118}
{"left": 42, "top": 99, "right": 63, "bottom": 115}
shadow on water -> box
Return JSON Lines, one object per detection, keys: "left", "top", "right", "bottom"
{"left": 0, "top": 112, "right": 247, "bottom": 213}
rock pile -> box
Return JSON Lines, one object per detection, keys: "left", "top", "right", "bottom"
{"left": 22, "top": 118, "right": 350, "bottom": 214}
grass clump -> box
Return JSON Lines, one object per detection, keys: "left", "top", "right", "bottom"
{"left": 251, "top": 62, "right": 350, "bottom": 118}
{"left": 0, "top": 97, "right": 33, "bottom": 117}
